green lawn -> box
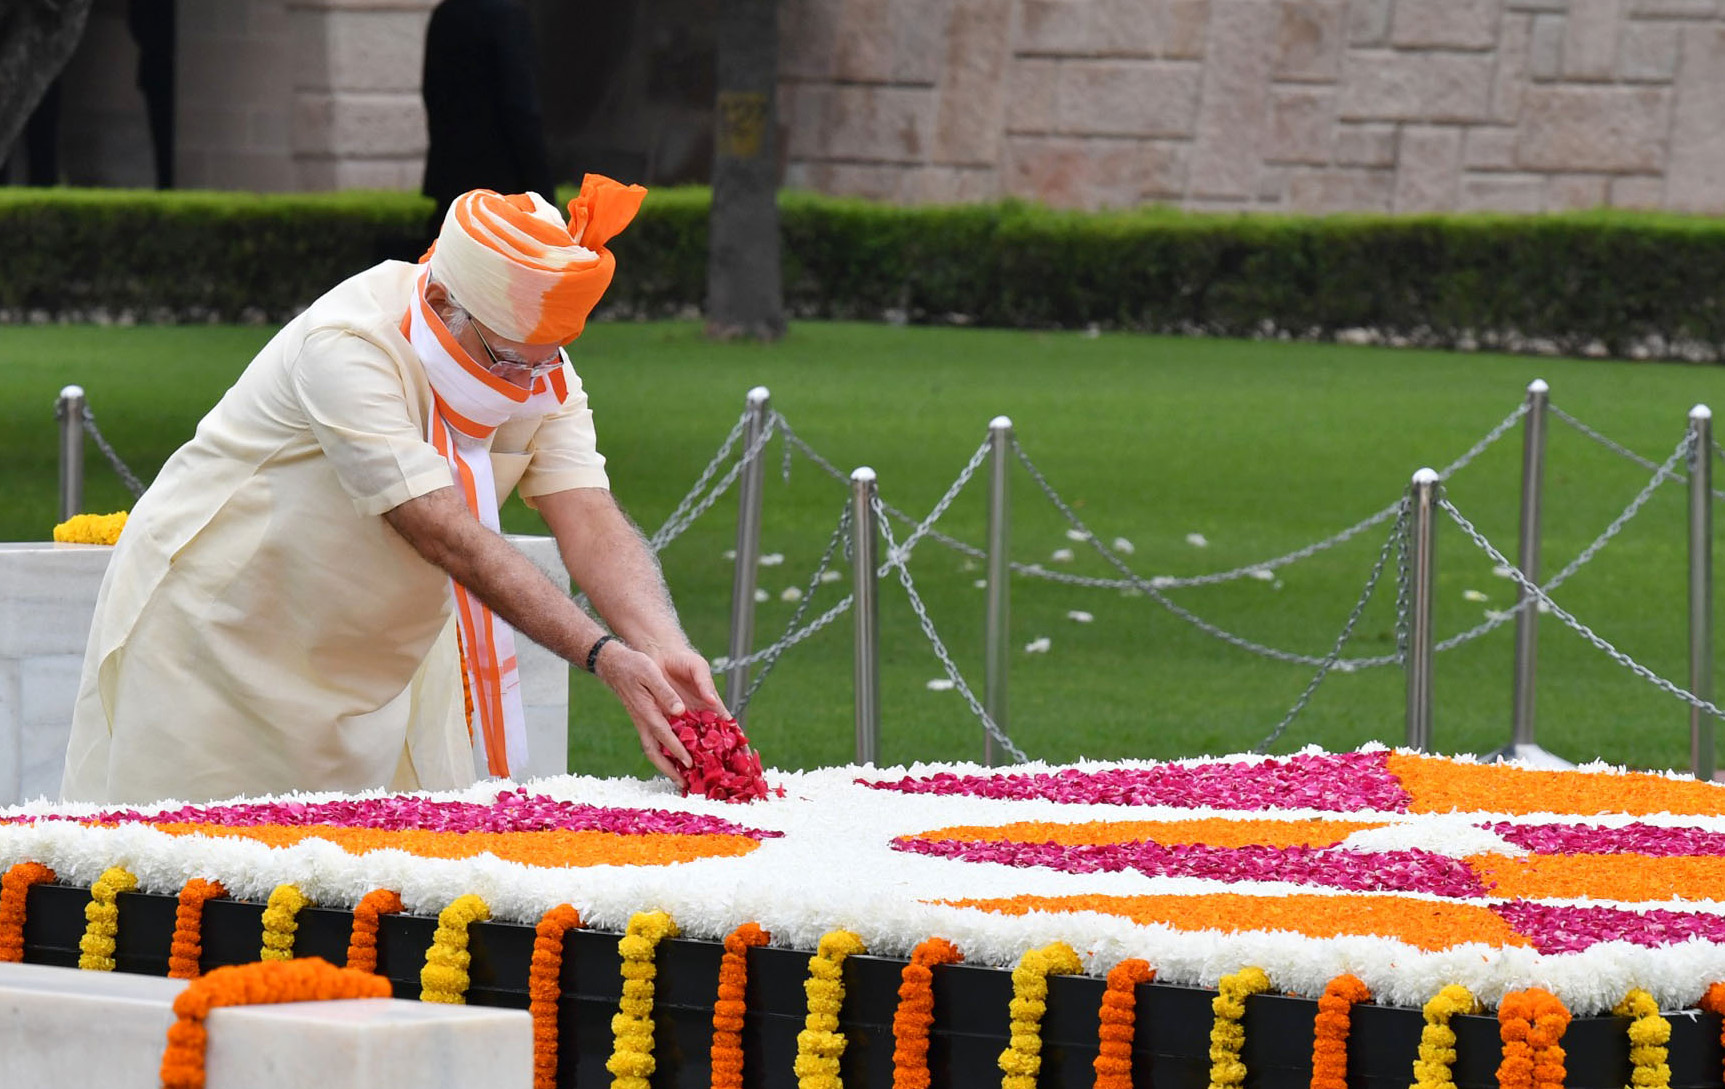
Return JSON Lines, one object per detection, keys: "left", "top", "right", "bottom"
{"left": 6, "top": 321, "right": 1725, "bottom": 778}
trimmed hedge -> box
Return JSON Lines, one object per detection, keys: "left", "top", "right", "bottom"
{"left": 3, "top": 185, "right": 1724, "bottom": 360}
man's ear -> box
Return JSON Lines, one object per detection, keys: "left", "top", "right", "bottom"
{"left": 423, "top": 277, "right": 450, "bottom": 308}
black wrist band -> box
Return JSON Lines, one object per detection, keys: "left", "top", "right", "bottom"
{"left": 584, "top": 634, "right": 617, "bottom": 673}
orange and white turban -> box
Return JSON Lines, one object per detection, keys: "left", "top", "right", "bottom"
{"left": 427, "top": 174, "right": 647, "bottom": 345}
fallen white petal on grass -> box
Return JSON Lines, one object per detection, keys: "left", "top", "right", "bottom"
{"left": 722, "top": 549, "right": 737, "bottom": 560}
{"left": 1066, "top": 610, "right": 1094, "bottom": 623}
{"left": 818, "top": 570, "right": 843, "bottom": 584}
{"left": 1065, "top": 528, "right": 1090, "bottom": 542}
{"left": 1112, "top": 537, "right": 1135, "bottom": 555}
{"left": 925, "top": 678, "right": 956, "bottom": 691}
{"left": 1537, "top": 600, "right": 1552, "bottom": 613}
{"left": 1249, "top": 568, "right": 1275, "bottom": 582}
{"left": 1463, "top": 589, "right": 1489, "bottom": 603}
{"left": 759, "top": 553, "right": 785, "bottom": 566}
{"left": 780, "top": 586, "right": 803, "bottom": 602}
{"left": 974, "top": 578, "right": 988, "bottom": 589}
{"left": 1485, "top": 609, "right": 1512, "bottom": 622}
{"left": 1186, "top": 532, "right": 1209, "bottom": 548}
{"left": 753, "top": 588, "right": 769, "bottom": 603}
{"left": 1024, "top": 636, "right": 1052, "bottom": 654}
{"left": 1492, "top": 564, "right": 1517, "bottom": 579}
{"left": 1050, "top": 548, "right": 1076, "bottom": 562}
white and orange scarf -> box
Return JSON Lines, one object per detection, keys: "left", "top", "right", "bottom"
{"left": 405, "top": 267, "right": 570, "bottom": 778}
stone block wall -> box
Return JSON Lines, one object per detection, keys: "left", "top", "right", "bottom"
{"left": 779, "top": 0, "right": 1725, "bottom": 214}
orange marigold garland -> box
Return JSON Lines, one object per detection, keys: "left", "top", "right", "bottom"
{"left": 158, "top": 957, "right": 391, "bottom": 1089}
{"left": 892, "top": 936, "right": 963, "bottom": 1089}
{"left": 711, "top": 922, "right": 772, "bottom": 1089}
{"left": 1497, "top": 988, "right": 1570, "bottom": 1089}
{"left": 0, "top": 861, "right": 56, "bottom": 962}
{"left": 79, "top": 865, "right": 138, "bottom": 971}
{"left": 1700, "top": 984, "right": 1725, "bottom": 1085}
{"left": 530, "top": 903, "right": 584, "bottom": 1089}
{"left": 1093, "top": 958, "right": 1154, "bottom": 1089}
{"left": 167, "top": 879, "right": 227, "bottom": 980}
{"left": 1310, "top": 973, "right": 1371, "bottom": 1089}
{"left": 344, "top": 888, "right": 404, "bottom": 974}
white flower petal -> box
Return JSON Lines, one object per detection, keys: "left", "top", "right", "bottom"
{"left": 1249, "top": 568, "right": 1275, "bottom": 582}
{"left": 1463, "top": 589, "right": 1489, "bottom": 603}
{"left": 1066, "top": 610, "right": 1094, "bottom": 623}
{"left": 1492, "top": 564, "right": 1517, "bottom": 579}
{"left": 722, "top": 549, "right": 737, "bottom": 560}
{"left": 925, "top": 678, "right": 956, "bottom": 691}
{"left": 759, "top": 553, "right": 785, "bottom": 567}
{"left": 818, "top": 570, "right": 844, "bottom": 584}
{"left": 974, "top": 578, "right": 988, "bottom": 589}
{"left": 1185, "top": 532, "right": 1209, "bottom": 548}
{"left": 1050, "top": 548, "right": 1075, "bottom": 563}
{"left": 1111, "top": 537, "right": 1136, "bottom": 555}
{"left": 1023, "top": 636, "right": 1052, "bottom": 654}
{"left": 780, "top": 587, "right": 803, "bottom": 602}
{"left": 1065, "top": 529, "right": 1090, "bottom": 542}
{"left": 753, "top": 588, "right": 769, "bottom": 603}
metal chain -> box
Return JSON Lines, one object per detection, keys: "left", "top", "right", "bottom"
{"left": 64, "top": 404, "right": 146, "bottom": 498}
{"left": 1393, "top": 512, "right": 1411, "bottom": 665}
{"left": 1552, "top": 404, "right": 1725, "bottom": 502}
{"left": 646, "top": 410, "right": 750, "bottom": 550}
{"left": 1440, "top": 496, "right": 1725, "bottom": 721}
{"left": 735, "top": 502, "right": 854, "bottom": 713}
{"left": 883, "top": 437, "right": 994, "bottom": 569}
{"left": 1425, "top": 432, "right": 1694, "bottom": 652}
{"left": 648, "top": 412, "right": 777, "bottom": 552}
{"left": 709, "top": 594, "right": 855, "bottom": 674}
{"left": 1012, "top": 438, "right": 1401, "bottom": 669}
{"left": 874, "top": 498, "right": 1031, "bottom": 763}
{"left": 1254, "top": 505, "right": 1407, "bottom": 753}
{"left": 1437, "top": 402, "right": 1528, "bottom": 478}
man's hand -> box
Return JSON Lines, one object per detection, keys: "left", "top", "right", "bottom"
{"left": 650, "top": 645, "right": 728, "bottom": 717}
{"left": 593, "top": 640, "right": 694, "bottom": 786}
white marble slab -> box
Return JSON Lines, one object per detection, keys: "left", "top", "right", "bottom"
{"left": 0, "top": 960, "right": 533, "bottom": 1089}
{"left": 0, "top": 536, "right": 573, "bottom": 805}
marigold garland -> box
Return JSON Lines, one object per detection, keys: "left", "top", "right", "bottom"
{"left": 166, "top": 879, "right": 227, "bottom": 980}
{"left": 607, "top": 909, "right": 679, "bottom": 1089}
{"left": 1614, "top": 988, "right": 1671, "bottom": 1089}
{"left": 1497, "top": 988, "right": 1570, "bottom": 1089}
{"left": 794, "top": 928, "right": 868, "bottom": 1089}
{"left": 1700, "top": 984, "right": 1725, "bottom": 1085}
{"left": 420, "top": 893, "right": 490, "bottom": 1004}
{"left": 1093, "top": 957, "right": 1154, "bottom": 1089}
{"left": 998, "top": 941, "right": 1083, "bottom": 1089}
{"left": 258, "top": 883, "right": 308, "bottom": 961}
{"left": 892, "top": 936, "right": 963, "bottom": 1089}
{"left": 1411, "top": 984, "right": 1476, "bottom": 1089}
{"left": 0, "top": 861, "right": 56, "bottom": 962}
{"left": 344, "top": 888, "right": 404, "bottom": 974}
{"left": 531, "top": 904, "right": 584, "bottom": 1089}
{"left": 53, "top": 511, "right": 127, "bottom": 545}
{"left": 710, "top": 922, "right": 771, "bottom": 1089}
{"left": 78, "top": 865, "right": 137, "bottom": 971}
{"left": 1310, "top": 973, "right": 1371, "bottom": 1089}
{"left": 158, "top": 956, "right": 391, "bottom": 1089}
{"left": 1208, "top": 966, "right": 1271, "bottom": 1089}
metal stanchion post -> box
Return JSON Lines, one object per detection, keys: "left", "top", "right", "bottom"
{"left": 1690, "top": 405, "right": 1714, "bottom": 781}
{"left": 725, "top": 387, "right": 771, "bottom": 723}
{"left": 983, "top": 416, "right": 1012, "bottom": 766}
{"left": 57, "top": 385, "right": 86, "bottom": 523}
{"left": 1494, "top": 379, "right": 1571, "bottom": 768}
{"left": 1406, "top": 468, "right": 1439, "bottom": 753}
{"left": 851, "top": 467, "right": 881, "bottom": 764}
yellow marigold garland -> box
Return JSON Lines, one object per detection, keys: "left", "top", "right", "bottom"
{"left": 794, "top": 928, "right": 868, "bottom": 1089}
{"left": 607, "top": 910, "right": 678, "bottom": 1089}
{"left": 420, "top": 893, "right": 490, "bottom": 1004}
{"left": 1614, "top": 988, "right": 1671, "bottom": 1089}
{"left": 998, "top": 941, "right": 1084, "bottom": 1089}
{"left": 78, "top": 865, "right": 137, "bottom": 971}
{"left": 1208, "top": 966, "right": 1271, "bottom": 1089}
{"left": 1411, "top": 984, "right": 1477, "bottom": 1089}
{"left": 259, "top": 883, "right": 308, "bottom": 961}
{"left": 54, "top": 511, "right": 127, "bottom": 545}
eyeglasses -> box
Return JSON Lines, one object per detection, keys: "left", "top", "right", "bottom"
{"left": 471, "top": 322, "right": 564, "bottom": 382}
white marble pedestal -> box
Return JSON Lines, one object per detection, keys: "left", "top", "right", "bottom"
{"left": 0, "top": 960, "right": 533, "bottom": 1089}
{"left": 0, "top": 537, "right": 572, "bottom": 806}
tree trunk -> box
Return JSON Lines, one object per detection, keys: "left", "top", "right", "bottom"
{"left": 705, "top": 0, "right": 784, "bottom": 341}
{"left": 0, "top": 0, "right": 95, "bottom": 167}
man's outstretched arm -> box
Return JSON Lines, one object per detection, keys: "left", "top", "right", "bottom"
{"left": 532, "top": 487, "right": 724, "bottom": 715}
{"left": 383, "top": 485, "right": 691, "bottom": 781}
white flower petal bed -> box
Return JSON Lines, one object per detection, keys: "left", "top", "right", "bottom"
{"left": 8, "top": 745, "right": 1725, "bottom": 1015}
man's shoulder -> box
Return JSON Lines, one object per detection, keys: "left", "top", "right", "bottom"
{"left": 298, "top": 261, "right": 419, "bottom": 344}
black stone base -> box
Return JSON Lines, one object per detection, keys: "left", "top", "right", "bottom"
{"left": 18, "top": 884, "right": 1723, "bottom": 1088}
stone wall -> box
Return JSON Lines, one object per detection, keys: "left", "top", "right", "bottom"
{"left": 778, "top": 0, "right": 1725, "bottom": 214}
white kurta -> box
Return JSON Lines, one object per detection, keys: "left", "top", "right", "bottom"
{"left": 60, "top": 261, "right": 610, "bottom": 805}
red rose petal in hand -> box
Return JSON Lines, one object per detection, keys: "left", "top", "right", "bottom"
{"left": 657, "top": 711, "right": 776, "bottom": 803}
